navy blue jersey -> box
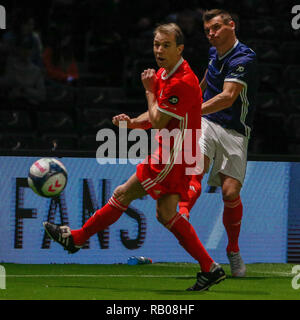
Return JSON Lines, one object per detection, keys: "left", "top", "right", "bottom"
{"left": 203, "top": 40, "right": 258, "bottom": 138}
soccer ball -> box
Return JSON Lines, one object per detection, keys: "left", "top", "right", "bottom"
{"left": 28, "top": 158, "right": 68, "bottom": 198}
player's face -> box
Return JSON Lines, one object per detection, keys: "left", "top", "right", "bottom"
{"left": 204, "top": 15, "right": 235, "bottom": 48}
{"left": 153, "top": 32, "right": 183, "bottom": 73}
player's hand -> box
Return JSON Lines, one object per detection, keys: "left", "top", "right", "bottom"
{"left": 141, "top": 69, "right": 156, "bottom": 93}
{"left": 112, "top": 114, "right": 134, "bottom": 128}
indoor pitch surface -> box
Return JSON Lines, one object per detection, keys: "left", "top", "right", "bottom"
{"left": 0, "top": 263, "right": 299, "bottom": 300}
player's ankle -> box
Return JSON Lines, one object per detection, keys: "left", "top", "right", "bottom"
{"left": 71, "top": 229, "right": 87, "bottom": 246}
{"left": 226, "top": 245, "right": 240, "bottom": 253}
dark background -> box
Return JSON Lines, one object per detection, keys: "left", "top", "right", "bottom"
{"left": 0, "top": 0, "right": 299, "bottom": 156}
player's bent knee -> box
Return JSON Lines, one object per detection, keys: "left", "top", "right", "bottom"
{"left": 112, "top": 185, "right": 132, "bottom": 207}
{"left": 222, "top": 189, "right": 240, "bottom": 201}
{"left": 156, "top": 208, "right": 177, "bottom": 227}
{"left": 156, "top": 208, "right": 169, "bottom": 226}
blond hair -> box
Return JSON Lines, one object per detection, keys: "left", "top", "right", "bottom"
{"left": 154, "top": 23, "right": 184, "bottom": 46}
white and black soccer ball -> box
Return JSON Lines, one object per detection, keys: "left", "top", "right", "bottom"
{"left": 28, "top": 158, "right": 68, "bottom": 198}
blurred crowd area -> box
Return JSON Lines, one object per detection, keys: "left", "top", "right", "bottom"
{"left": 0, "top": 0, "right": 299, "bottom": 155}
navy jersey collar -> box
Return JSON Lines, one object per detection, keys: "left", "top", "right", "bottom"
{"left": 218, "top": 40, "right": 239, "bottom": 60}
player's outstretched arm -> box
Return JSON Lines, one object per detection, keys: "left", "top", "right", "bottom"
{"left": 202, "top": 81, "right": 244, "bottom": 115}
{"left": 112, "top": 112, "right": 152, "bottom": 129}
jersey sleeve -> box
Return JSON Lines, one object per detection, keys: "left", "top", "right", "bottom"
{"left": 157, "top": 80, "right": 198, "bottom": 120}
{"left": 224, "top": 54, "right": 256, "bottom": 88}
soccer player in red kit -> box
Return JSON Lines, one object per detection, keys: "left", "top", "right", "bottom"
{"left": 43, "top": 23, "right": 225, "bottom": 291}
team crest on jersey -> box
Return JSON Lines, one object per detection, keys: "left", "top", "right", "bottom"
{"left": 168, "top": 96, "right": 179, "bottom": 105}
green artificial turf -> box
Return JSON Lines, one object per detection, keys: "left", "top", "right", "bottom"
{"left": 0, "top": 263, "right": 299, "bottom": 300}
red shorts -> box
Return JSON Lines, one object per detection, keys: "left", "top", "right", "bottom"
{"left": 136, "top": 155, "right": 192, "bottom": 201}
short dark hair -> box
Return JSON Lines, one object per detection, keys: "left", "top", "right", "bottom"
{"left": 202, "top": 9, "right": 233, "bottom": 23}
{"left": 154, "top": 23, "right": 184, "bottom": 46}
{"left": 202, "top": 9, "right": 239, "bottom": 32}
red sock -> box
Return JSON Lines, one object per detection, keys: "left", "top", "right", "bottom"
{"left": 223, "top": 196, "right": 243, "bottom": 253}
{"left": 178, "top": 174, "right": 203, "bottom": 219}
{"left": 166, "top": 213, "right": 213, "bottom": 272}
{"left": 71, "top": 197, "right": 127, "bottom": 245}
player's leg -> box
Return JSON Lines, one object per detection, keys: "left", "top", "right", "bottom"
{"left": 156, "top": 194, "right": 225, "bottom": 291}
{"left": 157, "top": 193, "right": 214, "bottom": 271}
{"left": 220, "top": 173, "right": 246, "bottom": 277}
{"left": 178, "top": 173, "right": 203, "bottom": 220}
{"left": 178, "top": 155, "right": 210, "bottom": 219}
{"left": 220, "top": 173, "right": 242, "bottom": 253}
{"left": 44, "top": 174, "right": 147, "bottom": 252}
{"left": 179, "top": 118, "right": 215, "bottom": 219}
{"left": 202, "top": 120, "right": 247, "bottom": 276}
{"left": 71, "top": 173, "right": 147, "bottom": 245}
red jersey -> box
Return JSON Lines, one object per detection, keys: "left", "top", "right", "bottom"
{"left": 136, "top": 58, "right": 202, "bottom": 200}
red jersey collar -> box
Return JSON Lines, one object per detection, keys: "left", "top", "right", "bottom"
{"left": 161, "top": 57, "right": 184, "bottom": 80}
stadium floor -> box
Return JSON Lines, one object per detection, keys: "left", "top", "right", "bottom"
{"left": 0, "top": 263, "right": 299, "bottom": 300}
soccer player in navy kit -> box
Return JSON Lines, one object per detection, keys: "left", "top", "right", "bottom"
{"left": 179, "top": 9, "right": 258, "bottom": 277}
